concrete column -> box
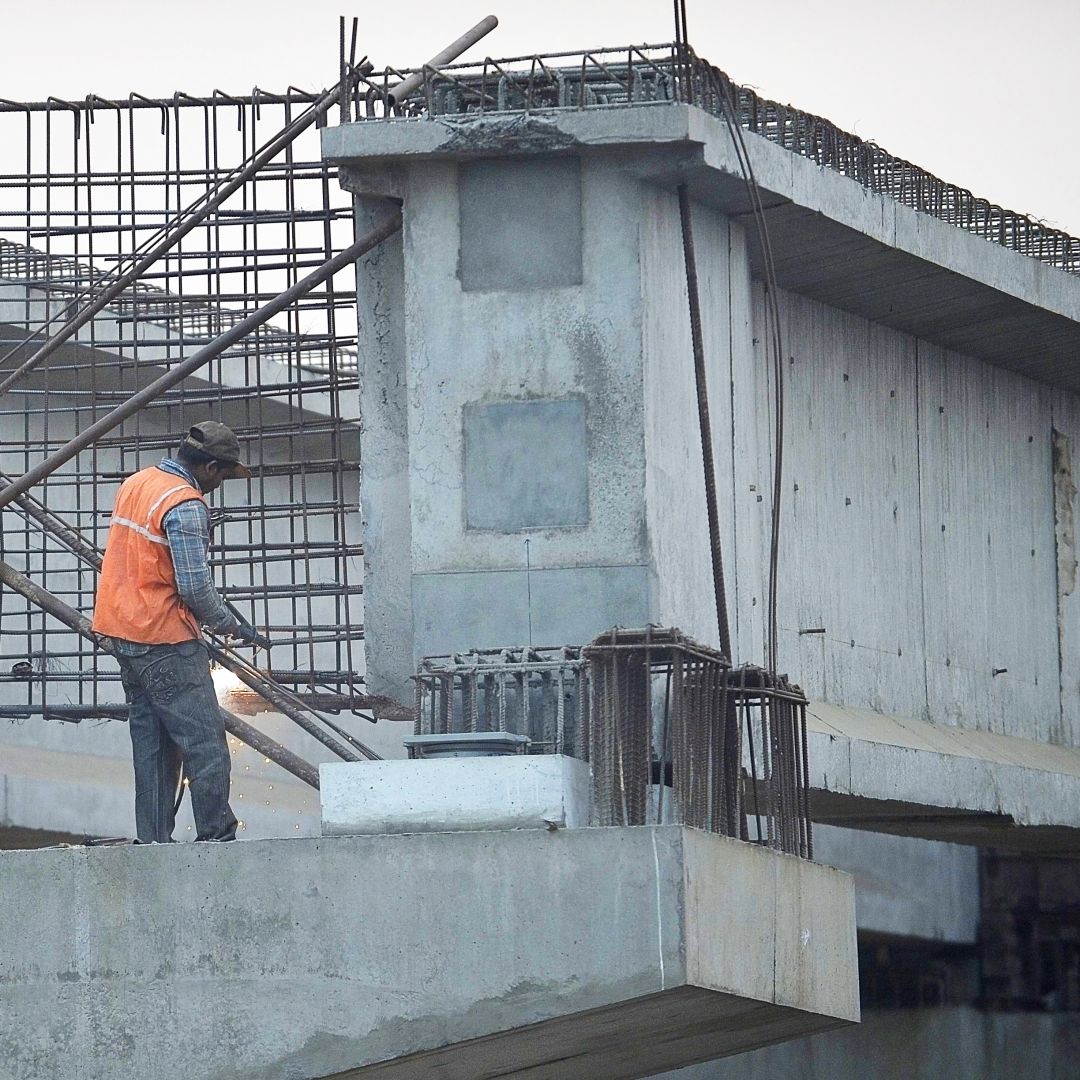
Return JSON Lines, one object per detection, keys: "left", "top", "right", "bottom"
{"left": 333, "top": 140, "right": 771, "bottom": 707}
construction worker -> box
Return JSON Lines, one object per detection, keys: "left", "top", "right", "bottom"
{"left": 92, "top": 421, "right": 267, "bottom": 843}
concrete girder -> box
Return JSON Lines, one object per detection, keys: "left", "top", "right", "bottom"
{"left": 322, "top": 103, "right": 1080, "bottom": 393}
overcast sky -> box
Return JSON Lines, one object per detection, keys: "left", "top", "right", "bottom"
{"left": 3, "top": 0, "right": 1077, "bottom": 236}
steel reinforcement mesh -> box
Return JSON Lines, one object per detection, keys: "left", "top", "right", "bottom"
{"left": 0, "top": 91, "right": 364, "bottom": 722}
{"left": 352, "top": 42, "right": 1080, "bottom": 276}
{"left": 413, "top": 629, "right": 813, "bottom": 857}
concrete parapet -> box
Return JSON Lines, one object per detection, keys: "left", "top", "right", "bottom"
{"left": 0, "top": 826, "right": 856, "bottom": 1080}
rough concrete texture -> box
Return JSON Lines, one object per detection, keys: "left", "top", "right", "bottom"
{"left": 0, "top": 826, "right": 857, "bottom": 1080}
{"left": 341, "top": 151, "right": 651, "bottom": 683}
{"left": 328, "top": 103, "right": 1080, "bottom": 861}
{"left": 331, "top": 104, "right": 1080, "bottom": 735}
{"left": 811, "top": 825, "right": 978, "bottom": 944}
{"left": 458, "top": 156, "right": 583, "bottom": 291}
{"left": 319, "top": 755, "right": 591, "bottom": 834}
{"left": 658, "top": 1006, "right": 1080, "bottom": 1080}
{"left": 463, "top": 398, "right": 589, "bottom": 530}
{"left": 324, "top": 104, "right": 1080, "bottom": 373}
{"left": 329, "top": 101, "right": 1080, "bottom": 739}
{"left": 805, "top": 701, "right": 1080, "bottom": 849}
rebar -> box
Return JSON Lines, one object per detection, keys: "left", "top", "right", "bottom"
{"left": 0, "top": 88, "right": 377, "bottom": 727}
{"left": 353, "top": 42, "right": 1080, "bottom": 277}
{"left": 0, "top": 555, "right": 319, "bottom": 788}
{"left": 414, "top": 628, "right": 811, "bottom": 855}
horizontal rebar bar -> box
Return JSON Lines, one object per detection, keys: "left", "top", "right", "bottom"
{"left": 0, "top": 80, "right": 352, "bottom": 395}
{"left": 0, "top": 555, "right": 320, "bottom": 787}
{"left": 0, "top": 208, "right": 400, "bottom": 510}
{"left": 0, "top": 470, "right": 377, "bottom": 762}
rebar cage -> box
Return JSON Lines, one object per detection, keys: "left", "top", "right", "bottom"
{"left": 0, "top": 91, "right": 365, "bottom": 723}
{"left": 352, "top": 42, "right": 1080, "bottom": 276}
{"left": 414, "top": 628, "right": 813, "bottom": 858}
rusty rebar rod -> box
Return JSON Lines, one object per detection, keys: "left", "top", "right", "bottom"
{"left": 0, "top": 208, "right": 402, "bottom": 511}
{"left": 0, "top": 556, "right": 321, "bottom": 789}
{"left": 0, "top": 471, "right": 380, "bottom": 762}
{"left": 677, "top": 183, "right": 733, "bottom": 661}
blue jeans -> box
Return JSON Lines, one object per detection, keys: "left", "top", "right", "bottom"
{"left": 117, "top": 640, "right": 237, "bottom": 843}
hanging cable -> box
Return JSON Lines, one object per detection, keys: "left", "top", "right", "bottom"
{"left": 697, "top": 56, "right": 787, "bottom": 674}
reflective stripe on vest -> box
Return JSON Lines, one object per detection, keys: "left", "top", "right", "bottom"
{"left": 91, "top": 467, "right": 208, "bottom": 644}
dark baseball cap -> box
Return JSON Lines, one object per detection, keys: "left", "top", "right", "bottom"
{"left": 181, "top": 421, "right": 251, "bottom": 479}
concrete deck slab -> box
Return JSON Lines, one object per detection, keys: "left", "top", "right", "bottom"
{"left": 323, "top": 104, "right": 1080, "bottom": 391}
{"left": 0, "top": 826, "right": 857, "bottom": 1080}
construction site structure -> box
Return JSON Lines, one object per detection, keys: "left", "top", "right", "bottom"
{"left": 1, "top": 23, "right": 1079, "bottom": 1080}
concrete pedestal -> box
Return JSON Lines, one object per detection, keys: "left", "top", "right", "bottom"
{"left": 320, "top": 754, "right": 591, "bottom": 835}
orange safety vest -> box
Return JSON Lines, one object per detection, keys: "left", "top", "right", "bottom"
{"left": 92, "top": 466, "right": 208, "bottom": 644}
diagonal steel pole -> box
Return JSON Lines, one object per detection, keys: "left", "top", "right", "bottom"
{"left": 0, "top": 81, "right": 351, "bottom": 396}
{"left": 0, "top": 469, "right": 380, "bottom": 763}
{"left": 0, "top": 556, "right": 321, "bottom": 789}
{"left": 0, "top": 17, "right": 499, "bottom": 397}
{"left": 386, "top": 15, "right": 499, "bottom": 104}
{"left": 0, "top": 208, "right": 402, "bottom": 511}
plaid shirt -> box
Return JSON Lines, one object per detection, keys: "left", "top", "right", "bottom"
{"left": 114, "top": 458, "right": 238, "bottom": 655}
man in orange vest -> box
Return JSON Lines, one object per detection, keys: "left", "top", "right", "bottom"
{"left": 93, "top": 421, "right": 267, "bottom": 843}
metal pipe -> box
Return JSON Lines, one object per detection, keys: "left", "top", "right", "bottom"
{"left": 0, "top": 79, "right": 352, "bottom": 396}
{"left": 0, "top": 208, "right": 402, "bottom": 510}
{"left": 0, "top": 556, "right": 321, "bottom": 789}
{"left": 387, "top": 15, "right": 499, "bottom": 104}
{"left": 0, "top": 470, "right": 379, "bottom": 762}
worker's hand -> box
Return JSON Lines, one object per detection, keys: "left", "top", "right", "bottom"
{"left": 233, "top": 619, "right": 271, "bottom": 651}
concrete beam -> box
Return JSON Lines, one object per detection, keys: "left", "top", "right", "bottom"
{"left": 323, "top": 104, "right": 1080, "bottom": 392}
{"left": 802, "top": 701, "right": 1080, "bottom": 853}
{"left": 0, "top": 826, "right": 857, "bottom": 1080}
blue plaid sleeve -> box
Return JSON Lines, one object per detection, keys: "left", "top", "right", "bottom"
{"left": 162, "top": 499, "right": 239, "bottom": 636}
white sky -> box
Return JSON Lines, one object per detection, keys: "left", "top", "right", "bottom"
{"left": 2, "top": 0, "right": 1077, "bottom": 236}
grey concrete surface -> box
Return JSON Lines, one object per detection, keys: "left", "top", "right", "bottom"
{"left": 656, "top": 1006, "right": 1080, "bottom": 1080}
{"left": 411, "top": 563, "right": 649, "bottom": 659}
{"left": 464, "top": 398, "right": 589, "bottom": 530}
{"left": 343, "top": 151, "right": 650, "bottom": 687}
{"left": 319, "top": 754, "right": 591, "bottom": 835}
{"left": 811, "top": 826, "right": 978, "bottom": 944}
{"left": 330, "top": 106, "right": 1080, "bottom": 855}
{"left": 347, "top": 195, "right": 412, "bottom": 702}
{"left": 324, "top": 104, "right": 1080, "bottom": 386}
{"left": 331, "top": 104, "right": 1080, "bottom": 754}
{"left": 458, "top": 156, "right": 583, "bottom": 292}
{"left": 804, "top": 702, "right": 1080, "bottom": 850}
{"left": 0, "top": 826, "right": 857, "bottom": 1080}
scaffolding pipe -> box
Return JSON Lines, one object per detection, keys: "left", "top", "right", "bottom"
{"left": 0, "top": 557, "right": 321, "bottom": 789}
{"left": 0, "top": 80, "right": 354, "bottom": 396}
{"left": 387, "top": 15, "right": 499, "bottom": 104}
{"left": 0, "top": 208, "right": 402, "bottom": 511}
